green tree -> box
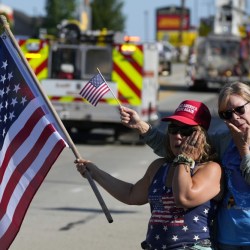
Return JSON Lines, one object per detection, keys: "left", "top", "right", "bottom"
{"left": 44, "top": 0, "right": 76, "bottom": 35}
{"left": 91, "top": 0, "right": 126, "bottom": 31}
{"left": 198, "top": 18, "right": 213, "bottom": 37}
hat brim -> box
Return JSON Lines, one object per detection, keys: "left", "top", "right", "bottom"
{"left": 161, "top": 115, "right": 199, "bottom": 126}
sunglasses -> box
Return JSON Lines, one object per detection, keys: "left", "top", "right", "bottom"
{"left": 218, "top": 102, "right": 249, "bottom": 120}
{"left": 168, "top": 124, "right": 197, "bottom": 136}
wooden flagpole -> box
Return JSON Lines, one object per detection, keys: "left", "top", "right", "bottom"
{"left": 0, "top": 15, "right": 113, "bottom": 223}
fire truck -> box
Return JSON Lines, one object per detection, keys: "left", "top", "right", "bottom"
{"left": 20, "top": 25, "right": 159, "bottom": 138}
{"left": 17, "top": 38, "right": 50, "bottom": 81}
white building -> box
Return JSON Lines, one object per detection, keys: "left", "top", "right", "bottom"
{"left": 214, "top": 0, "right": 247, "bottom": 36}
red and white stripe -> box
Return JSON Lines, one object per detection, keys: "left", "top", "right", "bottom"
{"left": 79, "top": 82, "right": 110, "bottom": 106}
{"left": 0, "top": 98, "right": 67, "bottom": 249}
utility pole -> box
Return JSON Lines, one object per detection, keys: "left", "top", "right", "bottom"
{"left": 144, "top": 10, "right": 149, "bottom": 42}
{"left": 178, "top": 0, "right": 185, "bottom": 61}
{"left": 77, "top": 0, "right": 91, "bottom": 31}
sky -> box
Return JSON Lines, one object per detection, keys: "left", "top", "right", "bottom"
{"left": 0, "top": 0, "right": 218, "bottom": 41}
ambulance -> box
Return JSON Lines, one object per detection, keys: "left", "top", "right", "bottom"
{"left": 39, "top": 30, "right": 159, "bottom": 137}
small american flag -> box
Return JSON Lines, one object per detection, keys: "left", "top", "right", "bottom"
{"left": 0, "top": 32, "right": 68, "bottom": 249}
{"left": 79, "top": 73, "right": 110, "bottom": 106}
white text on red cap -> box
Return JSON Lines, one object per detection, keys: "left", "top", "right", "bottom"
{"left": 176, "top": 104, "right": 198, "bottom": 114}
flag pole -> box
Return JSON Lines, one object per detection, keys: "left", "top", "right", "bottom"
{"left": 97, "top": 68, "right": 121, "bottom": 107}
{"left": 0, "top": 15, "right": 113, "bottom": 223}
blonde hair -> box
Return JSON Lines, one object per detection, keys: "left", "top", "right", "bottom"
{"left": 218, "top": 82, "right": 250, "bottom": 112}
{"left": 165, "top": 126, "right": 218, "bottom": 163}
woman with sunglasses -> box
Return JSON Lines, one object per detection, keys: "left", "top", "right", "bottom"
{"left": 120, "top": 81, "right": 250, "bottom": 250}
{"left": 75, "top": 100, "right": 223, "bottom": 250}
{"left": 216, "top": 82, "right": 250, "bottom": 250}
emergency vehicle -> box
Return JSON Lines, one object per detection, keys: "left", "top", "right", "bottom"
{"left": 186, "top": 34, "right": 250, "bottom": 90}
{"left": 17, "top": 38, "right": 50, "bottom": 81}
{"left": 35, "top": 27, "right": 159, "bottom": 138}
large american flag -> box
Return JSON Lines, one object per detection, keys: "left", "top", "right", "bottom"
{"left": 0, "top": 32, "right": 68, "bottom": 249}
{"left": 79, "top": 73, "right": 110, "bottom": 106}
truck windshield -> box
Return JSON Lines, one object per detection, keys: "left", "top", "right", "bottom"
{"left": 85, "top": 48, "right": 112, "bottom": 80}
{"left": 50, "top": 46, "right": 112, "bottom": 80}
{"left": 210, "top": 40, "right": 239, "bottom": 58}
{"left": 51, "top": 47, "right": 81, "bottom": 79}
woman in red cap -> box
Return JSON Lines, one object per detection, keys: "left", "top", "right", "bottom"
{"left": 75, "top": 100, "right": 223, "bottom": 250}
{"left": 119, "top": 81, "right": 250, "bottom": 250}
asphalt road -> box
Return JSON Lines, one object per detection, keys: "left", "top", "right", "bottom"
{"left": 10, "top": 63, "right": 226, "bottom": 250}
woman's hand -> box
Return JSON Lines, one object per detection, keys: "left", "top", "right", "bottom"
{"left": 226, "top": 121, "right": 250, "bottom": 157}
{"left": 179, "top": 130, "right": 205, "bottom": 161}
{"left": 74, "top": 158, "right": 92, "bottom": 177}
{"left": 119, "top": 106, "right": 150, "bottom": 134}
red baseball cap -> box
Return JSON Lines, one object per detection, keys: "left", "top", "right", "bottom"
{"left": 161, "top": 100, "right": 211, "bottom": 130}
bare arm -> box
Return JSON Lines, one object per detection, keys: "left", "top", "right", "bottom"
{"left": 75, "top": 158, "right": 165, "bottom": 206}
{"left": 172, "top": 161, "right": 222, "bottom": 208}
{"left": 172, "top": 131, "right": 223, "bottom": 208}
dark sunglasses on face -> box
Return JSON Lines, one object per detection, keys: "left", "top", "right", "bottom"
{"left": 168, "top": 124, "right": 197, "bottom": 136}
{"left": 218, "top": 102, "right": 249, "bottom": 120}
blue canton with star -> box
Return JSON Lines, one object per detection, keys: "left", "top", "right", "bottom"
{"left": 0, "top": 35, "right": 35, "bottom": 150}
{"left": 89, "top": 74, "right": 105, "bottom": 88}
